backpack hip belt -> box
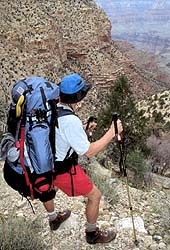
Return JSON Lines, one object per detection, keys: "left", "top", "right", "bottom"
{"left": 54, "top": 151, "right": 78, "bottom": 175}
{"left": 26, "top": 110, "right": 52, "bottom": 123}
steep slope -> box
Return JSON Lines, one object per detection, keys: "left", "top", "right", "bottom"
{"left": 137, "top": 90, "right": 170, "bottom": 124}
{"left": 0, "top": 0, "right": 167, "bottom": 123}
{"left": 0, "top": 160, "right": 170, "bottom": 250}
{"left": 115, "top": 41, "right": 170, "bottom": 87}
{"left": 0, "top": 2, "right": 170, "bottom": 249}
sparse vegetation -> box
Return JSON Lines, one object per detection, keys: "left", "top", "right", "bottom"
{"left": 126, "top": 148, "right": 148, "bottom": 187}
{"left": 0, "top": 214, "right": 46, "bottom": 250}
{"left": 89, "top": 167, "right": 119, "bottom": 205}
{"left": 153, "top": 111, "right": 164, "bottom": 123}
{"left": 146, "top": 134, "right": 170, "bottom": 175}
{"left": 0, "top": 82, "right": 10, "bottom": 135}
{"left": 164, "top": 121, "right": 170, "bottom": 131}
{"left": 153, "top": 94, "right": 158, "bottom": 101}
{"left": 137, "top": 90, "right": 170, "bottom": 127}
{"left": 159, "top": 98, "right": 165, "bottom": 108}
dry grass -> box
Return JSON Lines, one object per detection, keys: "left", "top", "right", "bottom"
{"left": 0, "top": 213, "right": 47, "bottom": 250}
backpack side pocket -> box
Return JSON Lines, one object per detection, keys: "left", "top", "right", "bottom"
{"left": 26, "top": 123, "right": 54, "bottom": 174}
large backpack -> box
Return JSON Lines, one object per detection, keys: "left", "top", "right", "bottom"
{"left": 1, "top": 76, "right": 59, "bottom": 199}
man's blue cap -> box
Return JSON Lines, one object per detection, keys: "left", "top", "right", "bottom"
{"left": 60, "top": 74, "right": 86, "bottom": 94}
{"left": 60, "top": 73, "right": 91, "bottom": 103}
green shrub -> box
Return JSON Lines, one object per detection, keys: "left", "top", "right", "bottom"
{"left": 164, "top": 121, "right": 170, "bottom": 131}
{"left": 151, "top": 103, "right": 157, "bottom": 110}
{"left": 159, "top": 98, "right": 165, "bottom": 108}
{"left": 153, "top": 94, "right": 158, "bottom": 101}
{"left": 94, "top": 74, "right": 148, "bottom": 153}
{"left": 0, "top": 215, "right": 47, "bottom": 250}
{"left": 126, "top": 149, "right": 148, "bottom": 187}
{"left": 153, "top": 111, "right": 163, "bottom": 123}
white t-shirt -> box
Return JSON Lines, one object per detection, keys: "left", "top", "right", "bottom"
{"left": 55, "top": 105, "right": 90, "bottom": 161}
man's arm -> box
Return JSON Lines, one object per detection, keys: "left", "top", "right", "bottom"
{"left": 85, "top": 120, "right": 123, "bottom": 158}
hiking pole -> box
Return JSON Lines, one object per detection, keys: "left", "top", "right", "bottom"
{"left": 112, "top": 112, "right": 139, "bottom": 246}
{"left": 85, "top": 115, "right": 97, "bottom": 141}
{"left": 85, "top": 115, "right": 97, "bottom": 175}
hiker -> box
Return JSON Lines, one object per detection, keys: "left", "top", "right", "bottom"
{"left": 52, "top": 73, "right": 123, "bottom": 244}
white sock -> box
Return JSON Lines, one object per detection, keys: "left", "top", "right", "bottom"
{"left": 85, "top": 222, "right": 97, "bottom": 232}
{"left": 48, "top": 211, "right": 57, "bottom": 221}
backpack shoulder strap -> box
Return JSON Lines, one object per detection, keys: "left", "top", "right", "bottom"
{"left": 21, "top": 79, "right": 33, "bottom": 94}
{"left": 56, "top": 106, "right": 75, "bottom": 118}
{"left": 20, "top": 124, "right": 34, "bottom": 200}
{"left": 48, "top": 100, "right": 58, "bottom": 159}
{"left": 56, "top": 106, "right": 78, "bottom": 161}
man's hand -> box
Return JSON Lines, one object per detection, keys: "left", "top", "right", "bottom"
{"left": 110, "top": 119, "right": 123, "bottom": 138}
{"left": 83, "top": 117, "right": 97, "bottom": 139}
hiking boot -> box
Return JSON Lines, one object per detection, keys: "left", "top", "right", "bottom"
{"left": 86, "top": 227, "right": 116, "bottom": 244}
{"left": 49, "top": 209, "right": 71, "bottom": 231}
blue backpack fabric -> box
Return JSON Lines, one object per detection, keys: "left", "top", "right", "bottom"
{"left": 12, "top": 77, "right": 59, "bottom": 114}
{"left": 7, "top": 76, "right": 60, "bottom": 175}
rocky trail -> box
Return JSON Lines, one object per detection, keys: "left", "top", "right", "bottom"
{"left": 0, "top": 1, "right": 170, "bottom": 249}
{"left": 0, "top": 161, "right": 170, "bottom": 250}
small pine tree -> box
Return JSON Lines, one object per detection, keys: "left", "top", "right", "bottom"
{"left": 94, "top": 75, "right": 148, "bottom": 152}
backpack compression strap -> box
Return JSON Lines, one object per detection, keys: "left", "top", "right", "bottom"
{"left": 19, "top": 96, "right": 35, "bottom": 201}
{"left": 20, "top": 124, "right": 34, "bottom": 200}
{"left": 15, "top": 92, "right": 34, "bottom": 199}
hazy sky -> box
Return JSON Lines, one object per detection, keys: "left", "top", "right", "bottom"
{"left": 96, "top": 0, "right": 170, "bottom": 16}
{"left": 95, "top": 0, "right": 170, "bottom": 54}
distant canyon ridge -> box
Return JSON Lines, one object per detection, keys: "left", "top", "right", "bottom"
{"left": 96, "top": 0, "right": 170, "bottom": 63}
{"left": 96, "top": 0, "right": 170, "bottom": 85}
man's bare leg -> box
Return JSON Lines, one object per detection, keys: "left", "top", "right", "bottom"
{"left": 85, "top": 185, "right": 101, "bottom": 224}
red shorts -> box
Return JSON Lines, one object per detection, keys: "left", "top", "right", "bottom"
{"left": 53, "top": 165, "right": 93, "bottom": 196}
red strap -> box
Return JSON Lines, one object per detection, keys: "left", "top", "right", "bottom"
{"left": 20, "top": 125, "right": 34, "bottom": 200}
